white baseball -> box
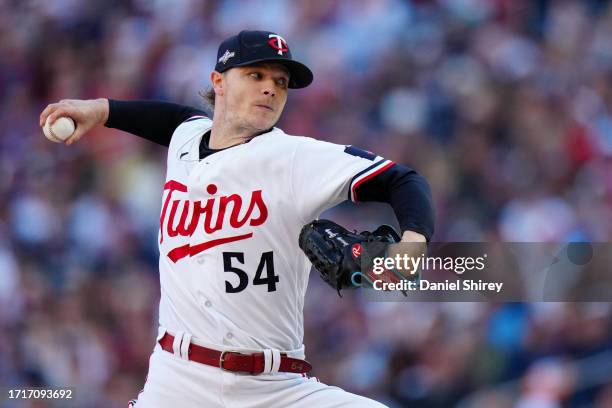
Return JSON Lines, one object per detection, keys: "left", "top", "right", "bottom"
{"left": 43, "top": 116, "right": 76, "bottom": 143}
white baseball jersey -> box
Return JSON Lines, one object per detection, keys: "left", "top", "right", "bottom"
{"left": 157, "top": 115, "right": 394, "bottom": 356}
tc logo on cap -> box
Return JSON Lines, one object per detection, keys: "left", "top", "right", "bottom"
{"left": 267, "top": 34, "right": 288, "bottom": 56}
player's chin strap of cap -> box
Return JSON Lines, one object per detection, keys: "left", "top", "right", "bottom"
{"left": 158, "top": 331, "right": 311, "bottom": 375}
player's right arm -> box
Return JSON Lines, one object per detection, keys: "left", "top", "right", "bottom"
{"left": 40, "top": 98, "right": 206, "bottom": 147}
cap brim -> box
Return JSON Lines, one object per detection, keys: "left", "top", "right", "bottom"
{"left": 233, "top": 58, "right": 313, "bottom": 89}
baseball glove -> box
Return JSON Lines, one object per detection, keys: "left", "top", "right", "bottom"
{"left": 298, "top": 219, "right": 404, "bottom": 296}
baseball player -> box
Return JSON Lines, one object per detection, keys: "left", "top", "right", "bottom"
{"left": 40, "top": 30, "right": 434, "bottom": 407}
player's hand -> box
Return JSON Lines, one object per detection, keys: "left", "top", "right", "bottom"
{"left": 386, "top": 230, "right": 427, "bottom": 279}
{"left": 39, "top": 98, "right": 110, "bottom": 145}
{"left": 400, "top": 230, "right": 426, "bottom": 243}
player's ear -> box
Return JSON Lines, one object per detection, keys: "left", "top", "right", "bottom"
{"left": 210, "top": 70, "right": 225, "bottom": 97}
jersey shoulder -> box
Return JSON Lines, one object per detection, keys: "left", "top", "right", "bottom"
{"left": 258, "top": 129, "right": 380, "bottom": 163}
{"left": 168, "top": 116, "right": 213, "bottom": 152}
{"left": 256, "top": 129, "right": 326, "bottom": 151}
{"left": 256, "top": 130, "right": 377, "bottom": 167}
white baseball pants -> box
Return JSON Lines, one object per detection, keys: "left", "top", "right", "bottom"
{"left": 130, "top": 343, "right": 387, "bottom": 408}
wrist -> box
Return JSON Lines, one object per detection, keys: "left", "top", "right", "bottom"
{"left": 96, "top": 98, "right": 109, "bottom": 125}
{"left": 400, "top": 230, "right": 426, "bottom": 243}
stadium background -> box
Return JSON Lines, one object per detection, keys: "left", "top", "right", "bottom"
{"left": 1, "top": 0, "right": 612, "bottom": 406}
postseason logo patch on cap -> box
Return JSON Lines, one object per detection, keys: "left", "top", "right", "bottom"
{"left": 218, "top": 49, "right": 235, "bottom": 65}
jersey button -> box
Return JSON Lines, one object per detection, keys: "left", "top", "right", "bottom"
{"left": 197, "top": 292, "right": 211, "bottom": 310}
{"left": 226, "top": 332, "right": 233, "bottom": 339}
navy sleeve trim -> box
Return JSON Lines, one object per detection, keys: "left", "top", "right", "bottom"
{"left": 348, "top": 159, "right": 395, "bottom": 202}
{"left": 104, "top": 99, "right": 207, "bottom": 147}
{"left": 353, "top": 163, "right": 435, "bottom": 241}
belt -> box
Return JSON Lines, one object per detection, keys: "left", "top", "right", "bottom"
{"left": 158, "top": 333, "right": 312, "bottom": 374}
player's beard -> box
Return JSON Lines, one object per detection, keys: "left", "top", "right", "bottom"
{"left": 244, "top": 106, "right": 281, "bottom": 132}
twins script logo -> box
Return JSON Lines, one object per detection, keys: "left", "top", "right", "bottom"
{"left": 159, "top": 180, "right": 268, "bottom": 263}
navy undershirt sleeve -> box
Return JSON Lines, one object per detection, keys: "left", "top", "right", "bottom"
{"left": 104, "top": 99, "right": 207, "bottom": 146}
{"left": 354, "top": 163, "right": 435, "bottom": 241}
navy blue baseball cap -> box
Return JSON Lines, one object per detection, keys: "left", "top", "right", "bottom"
{"left": 215, "top": 30, "right": 313, "bottom": 89}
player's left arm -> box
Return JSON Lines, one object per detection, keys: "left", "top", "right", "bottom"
{"left": 291, "top": 138, "right": 434, "bottom": 242}
{"left": 351, "top": 162, "right": 434, "bottom": 278}
{"left": 291, "top": 138, "right": 433, "bottom": 279}
{"left": 350, "top": 162, "right": 435, "bottom": 242}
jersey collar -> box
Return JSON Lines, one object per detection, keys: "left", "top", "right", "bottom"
{"left": 199, "top": 127, "right": 275, "bottom": 160}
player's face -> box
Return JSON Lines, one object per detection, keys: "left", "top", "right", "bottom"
{"left": 222, "top": 63, "right": 289, "bottom": 131}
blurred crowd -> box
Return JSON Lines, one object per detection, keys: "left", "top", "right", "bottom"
{"left": 1, "top": 0, "right": 612, "bottom": 406}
